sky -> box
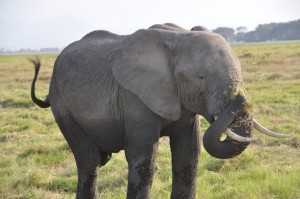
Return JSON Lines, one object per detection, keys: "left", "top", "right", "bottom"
{"left": 1, "top": 0, "right": 300, "bottom": 49}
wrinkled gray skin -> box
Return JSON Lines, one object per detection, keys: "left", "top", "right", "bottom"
{"left": 31, "top": 23, "right": 253, "bottom": 199}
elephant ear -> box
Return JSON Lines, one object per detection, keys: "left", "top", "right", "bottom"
{"left": 112, "top": 29, "right": 181, "bottom": 121}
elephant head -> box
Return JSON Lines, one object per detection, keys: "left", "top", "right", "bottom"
{"left": 112, "top": 27, "right": 288, "bottom": 159}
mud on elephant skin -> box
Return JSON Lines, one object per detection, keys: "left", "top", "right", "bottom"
{"left": 30, "top": 23, "right": 288, "bottom": 199}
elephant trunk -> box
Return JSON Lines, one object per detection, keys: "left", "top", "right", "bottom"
{"left": 203, "top": 95, "right": 253, "bottom": 159}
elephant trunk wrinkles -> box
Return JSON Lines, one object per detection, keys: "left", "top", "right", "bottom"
{"left": 203, "top": 95, "right": 252, "bottom": 159}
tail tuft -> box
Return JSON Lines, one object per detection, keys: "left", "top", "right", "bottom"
{"left": 30, "top": 57, "right": 50, "bottom": 108}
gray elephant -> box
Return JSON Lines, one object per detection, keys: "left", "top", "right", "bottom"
{"left": 30, "top": 23, "right": 287, "bottom": 199}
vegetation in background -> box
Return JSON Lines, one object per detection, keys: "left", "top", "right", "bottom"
{"left": 0, "top": 41, "right": 299, "bottom": 198}
{"left": 213, "top": 19, "right": 300, "bottom": 42}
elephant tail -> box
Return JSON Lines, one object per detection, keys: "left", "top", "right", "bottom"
{"left": 29, "top": 57, "right": 50, "bottom": 108}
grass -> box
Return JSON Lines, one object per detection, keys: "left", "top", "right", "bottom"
{"left": 1, "top": 41, "right": 300, "bottom": 198}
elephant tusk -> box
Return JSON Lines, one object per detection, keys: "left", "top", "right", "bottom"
{"left": 214, "top": 116, "right": 257, "bottom": 142}
{"left": 253, "top": 118, "right": 290, "bottom": 138}
{"left": 224, "top": 129, "right": 257, "bottom": 142}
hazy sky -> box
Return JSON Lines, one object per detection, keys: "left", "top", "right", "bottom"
{"left": 1, "top": 0, "right": 300, "bottom": 33}
{"left": 1, "top": 0, "right": 299, "bottom": 49}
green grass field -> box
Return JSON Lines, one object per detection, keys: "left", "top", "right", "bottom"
{"left": 1, "top": 41, "right": 299, "bottom": 199}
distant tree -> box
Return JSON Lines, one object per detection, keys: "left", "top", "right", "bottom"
{"left": 236, "top": 26, "right": 248, "bottom": 33}
{"left": 235, "top": 26, "right": 248, "bottom": 42}
{"left": 237, "top": 19, "right": 300, "bottom": 42}
{"left": 212, "top": 27, "right": 235, "bottom": 42}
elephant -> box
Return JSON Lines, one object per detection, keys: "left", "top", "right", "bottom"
{"left": 30, "top": 23, "right": 288, "bottom": 199}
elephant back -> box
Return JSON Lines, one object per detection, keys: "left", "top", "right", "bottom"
{"left": 82, "top": 30, "right": 120, "bottom": 41}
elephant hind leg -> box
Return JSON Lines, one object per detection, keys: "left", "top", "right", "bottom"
{"left": 51, "top": 104, "right": 104, "bottom": 198}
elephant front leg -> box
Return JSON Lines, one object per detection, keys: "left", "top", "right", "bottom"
{"left": 169, "top": 117, "right": 200, "bottom": 199}
{"left": 125, "top": 119, "right": 160, "bottom": 199}
{"left": 126, "top": 154, "right": 157, "bottom": 199}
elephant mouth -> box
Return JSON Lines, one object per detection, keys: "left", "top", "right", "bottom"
{"left": 215, "top": 114, "right": 289, "bottom": 142}
{"left": 203, "top": 95, "right": 289, "bottom": 159}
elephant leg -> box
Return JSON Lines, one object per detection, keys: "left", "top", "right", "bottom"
{"left": 124, "top": 118, "right": 161, "bottom": 199}
{"left": 169, "top": 116, "right": 200, "bottom": 199}
{"left": 51, "top": 101, "right": 103, "bottom": 198}
{"left": 75, "top": 148, "right": 100, "bottom": 199}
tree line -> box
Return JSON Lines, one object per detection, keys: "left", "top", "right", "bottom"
{"left": 213, "top": 19, "right": 300, "bottom": 43}
{"left": 0, "top": 47, "right": 60, "bottom": 54}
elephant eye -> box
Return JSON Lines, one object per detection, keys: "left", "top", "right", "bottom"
{"left": 197, "top": 72, "right": 206, "bottom": 80}
{"left": 198, "top": 75, "right": 206, "bottom": 79}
